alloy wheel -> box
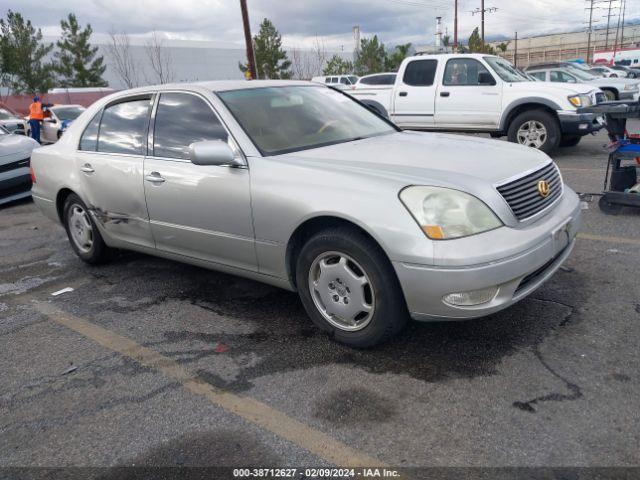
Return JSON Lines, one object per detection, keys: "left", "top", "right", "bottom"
{"left": 516, "top": 120, "right": 548, "bottom": 149}
{"left": 68, "top": 204, "right": 94, "bottom": 253}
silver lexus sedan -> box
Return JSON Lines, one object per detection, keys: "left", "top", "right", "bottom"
{"left": 31, "top": 80, "right": 581, "bottom": 347}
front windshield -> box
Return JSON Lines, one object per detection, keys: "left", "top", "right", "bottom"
{"left": 217, "top": 85, "right": 397, "bottom": 156}
{"left": 52, "top": 106, "right": 85, "bottom": 121}
{"left": 484, "top": 56, "right": 530, "bottom": 82}
{"left": 566, "top": 67, "right": 598, "bottom": 81}
{"left": 0, "top": 109, "right": 14, "bottom": 120}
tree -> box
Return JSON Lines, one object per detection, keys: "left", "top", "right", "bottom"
{"left": 496, "top": 41, "right": 510, "bottom": 54}
{"left": 54, "top": 13, "right": 107, "bottom": 87}
{"left": 106, "top": 30, "right": 139, "bottom": 89}
{"left": 239, "top": 18, "right": 291, "bottom": 79}
{"left": 291, "top": 37, "right": 327, "bottom": 79}
{"left": 385, "top": 43, "right": 412, "bottom": 71}
{"left": 354, "top": 35, "right": 386, "bottom": 76}
{"left": 0, "top": 10, "right": 55, "bottom": 94}
{"left": 144, "top": 31, "right": 175, "bottom": 84}
{"left": 323, "top": 54, "right": 353, "bottom": 75}
{"left": 442, "top": 35, "right": 451, "bottom": 53}
{"left": 467, "top": 27, "right": 495, "bottom": 54}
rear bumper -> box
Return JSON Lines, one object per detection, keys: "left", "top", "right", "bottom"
{"left": 394, "top": 190, "right": 581, "bottom": 321}
{"left": 556, "top": 111, "right": 602, "bottom": 136}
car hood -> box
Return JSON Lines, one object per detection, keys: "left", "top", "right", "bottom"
{"left": 277, "top": 131, "right": 551, "bottom": 187}
{"left": 507, "top": 80, "right": 595, "bottom": 96}
{"left": 0, "top": 133, "right": 39, "bottom": 158}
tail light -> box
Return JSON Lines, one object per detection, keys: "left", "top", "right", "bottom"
{"left": 29, "top": 165, "right": 36, "bottom": 183}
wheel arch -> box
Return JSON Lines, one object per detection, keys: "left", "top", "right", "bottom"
{"left": 55, "top": 187, "right": 77, "bottom": 222}
{"left": 285, "top": 215, "right": 395, "bottom": 289}
{"left": 600, "top": 87, "right": 619, "bottom": 100}
{"left": 500, "top": 99, "right": 561, "bottom": 132}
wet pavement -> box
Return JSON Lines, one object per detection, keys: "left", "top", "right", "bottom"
{"left": 1, "top": 131, "right": 639, "bottom": 472}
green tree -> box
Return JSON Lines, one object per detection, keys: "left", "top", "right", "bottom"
{"left": 54, "top": 13, "right": 107, "bottom": 87}
{"left": 0, "top": 10, "right": 55, "bottom": 94}
{"left": 467, "top": 27, "right": 495, "bottom": 54}
{"left": 442, "top": 35, "right": 450, "bottom": 52}
{"left": 496, "top": 41, "right": 510, "bottom": 54}
{"left": 384, "top": 42, "right": 412, "bottom": 71}
{"left": 354, "top": 35, "right": 386, "bottom": 76}
{"left": 323, "top": 54, "right": 353, "bottom": 75}
{"left": 239, "top": 18, "right": 291, "bottom": 79}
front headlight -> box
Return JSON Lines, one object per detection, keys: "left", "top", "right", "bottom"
{"left": 399, "top": 186, "right": 502, "bottom": 240}
{"left": 624, "top": 83, "right": 638, "bottom": 91}
{"left": 568, "top": 94, "right": 592, "bottom": 107}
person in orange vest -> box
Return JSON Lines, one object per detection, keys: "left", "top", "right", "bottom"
{"left": 28, "top": 96, "right": 47, "bottom": 144}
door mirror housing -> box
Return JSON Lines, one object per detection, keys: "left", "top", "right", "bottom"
{"left": 478, "top": 72, "right": 496, "bottom": 86}
{"left": 189, "top": 140, "right": 242, "bottom": 167}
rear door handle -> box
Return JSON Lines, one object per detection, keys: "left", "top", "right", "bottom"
{"left": 145, "top": 172, "right": 165, "bottom": 184}
{"left": 440, "top": 92, "right": 450, "bottom": 97}
{"left": 399, "top": 91, "right": 408, "bottom": 97}
{"left": 80, "top": 163, "right": 94, "bottom": 173}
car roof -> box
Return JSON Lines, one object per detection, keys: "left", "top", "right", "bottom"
{"left": 117, "top": 80, "right": 315, "bottom": 95}
{"left": 413, "top": 53, "right": 497, "bottom": 60}
{"left": 51, "top": 104, "right": 85, "bottom": 108}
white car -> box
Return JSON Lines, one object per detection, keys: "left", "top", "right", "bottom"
{"left": 42, "top": 104, "right": 86, "bottom": 144}
{"left": 349, "top": 53, "right": 603, "bottom": 153}
{"left": 0, "top": 108, "right": 29, "bottom": 136}
{"left": 311, "top": 75, "right": 358, "bottom": 90}
{"left": 589, "top": 65, "right": 626, "bottom": 78}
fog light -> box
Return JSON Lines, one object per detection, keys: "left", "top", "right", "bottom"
{"left": 443, "top": 286, "right": 498, "bottom": 306}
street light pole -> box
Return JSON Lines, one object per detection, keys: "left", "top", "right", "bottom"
{"left": 454, "top": 0, "right": 458, "bottom": 51}
{"left": 239, "top": 0, "right": 256, "bottom": 80}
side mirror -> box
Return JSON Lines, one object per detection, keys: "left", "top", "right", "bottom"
{"left": 189, "top": 140, "right": 241, "bottom": 167}
{"left": 478, "top": 72, "right": 496, "bottom": 86}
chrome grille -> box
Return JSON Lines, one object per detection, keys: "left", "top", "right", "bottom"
{"left": 496, "top": 162, "right": 563, "bottom": 221}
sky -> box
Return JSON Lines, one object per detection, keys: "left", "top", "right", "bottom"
{"left": 2, "top": 0, "right": 639, "bottom": 51}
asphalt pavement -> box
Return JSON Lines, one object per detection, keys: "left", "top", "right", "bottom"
{"left": 1, "top": 131, "right": 639, "bottom": 477}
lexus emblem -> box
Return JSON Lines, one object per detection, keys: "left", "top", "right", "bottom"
{"left": 537, "top": 180, "right": 551, "bottom": 198}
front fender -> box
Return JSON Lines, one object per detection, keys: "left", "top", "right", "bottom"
{"left": 500, "top": 97, "right": 563, "bottom": 131}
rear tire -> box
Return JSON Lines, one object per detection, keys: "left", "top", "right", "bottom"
{"left": 295, "top": 227, "right": 408, "bottom": 348}
{"left": 63, "top": 193, "right": 110, "bottom": 264}
{"left": 507, "top": 109, "right": 561, "bottom": 154}
{"left": 560, "top": 135, "right": 581, "bottom": 147}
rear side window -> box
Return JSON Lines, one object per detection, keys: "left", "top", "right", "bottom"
{"left": 97, "top": 98, "right": 152, "bottom": 155}
{"left": 152, "top": 92, "right": 228, "bottom": 160}
{"left": 403, "top": 60, "right": 437, "bottom": 86}
{"left": 79, "top": 111, "right": 102, "bottom": 151}
{"left": 324, "top": 78, "right": 331, "bottom": 84}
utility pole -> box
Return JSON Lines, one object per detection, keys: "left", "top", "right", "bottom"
{"left": 453, "top": 0, "right": 458, "bottom": 51}
{"left": 514, "top": 31, "right": 518, "bottom": 67}
{"left": 586, "top": 0, "right": 595, "bottom": 63}
{"left": 239, "top": 0, "right": 256, "bottom": 80}
{"left": 620, "top": 0, "right": 627, "bottom": 50}
{"left": 613, "top": 0, "right": 622, "bottom": 57}
{"left": 481, "top": 0, "right": 485, "bottom": 43}
{"left": 604, "top": 0, "right": 614, "bottom": 50}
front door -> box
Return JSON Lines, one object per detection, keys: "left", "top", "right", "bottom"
{"left": 391, "top": 58, "right": 438, "bottom": 128}
{"left": 143, "top": 91, "right": 256, "bottom": 271}
{"left": 76, "top": 95, "right": 155, "bottom": 248}
{"left": 434, "top": 57, "right": 502, "bottom": 128}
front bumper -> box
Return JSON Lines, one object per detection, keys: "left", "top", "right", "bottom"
{"left": 619, "top": 90, "right": 639, "bottom": 101}
{"left": 556, "top": 111, "right": 602, "bottom": 136}
{"left": 394, "top": 190, "right": 581, "bottom": 321}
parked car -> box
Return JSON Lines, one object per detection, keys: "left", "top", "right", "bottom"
{"left": 611, "top": 65, "right": 639, "bottom": 78}
{"left": 30, "top": 81, "right": 581, "bottom": 347}
{"left": 311, "top": 75, "right": 359, "bottom": 89}
{"left": 0, "top": 125, "right": 39, "bottom": 205}
{"left": 0, "top": 107, "right": 29, "bottom": 136}
{"left": 589, "top": 65, "right": 625, "bottom": 78}
{"left": 42, "top": 104, "right": 86, "bottom": 144}
{"left": 354, "top": 73, "right": 397, "bottom": 89}
{"left": 526, "top": 65, "right": 639, "bottom": 102}
{"left": 349, "top": 53, "right": 602, "bottom": 153}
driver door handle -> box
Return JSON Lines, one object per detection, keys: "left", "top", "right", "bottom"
{"left": 440, "top": 92, "right": 450, "bottom": 97}
{"left": 80, "top": 163, "right": 94, "bottom": 173}
{"left": 399, "top": 91, "right": 408, "bottom": 97}
{"left": 145, "top": 172, "right": 165, "bottom": 184}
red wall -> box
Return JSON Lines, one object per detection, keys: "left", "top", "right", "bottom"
{"left": 1, "top": 91, "right": 116, "bottom": 116}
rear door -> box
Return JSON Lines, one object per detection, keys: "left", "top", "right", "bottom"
{"left": 76, "top": 95, "right": 155, "bottom": 248}
{"left": 143, "top": 91, "right": 256, "bottom": 270}
{"left": 391, "top": 58, "right": 438, "bottom": 127}
{"left": 434, "top": 57, "right": 502, "bottom": 128}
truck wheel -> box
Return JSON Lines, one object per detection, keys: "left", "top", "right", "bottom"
{"left": 602, "top": 89, "right": 617, "bottom": 101}
{"left": 63, "top": 193, "right": 111, "bottom": 264}
{"left": 507, "top": 110, "right": 560, "bottom": 154}
{"left": 295, "top": 227, "right": 408, "bottom": 348}
{"left": 560, "top": 135, "right": 581, "bottom": 147}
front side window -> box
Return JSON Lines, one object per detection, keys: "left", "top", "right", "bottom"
{"left": 444, "top": 58, "right": 494, "bottom": 86}
{"left": 529, "top": 71, "right": 546, "bottom": 81}
{"left": 52, "top": 106, "right": 85, "bottom": 121}
{"left": 79, "top": 111, "right": 102, "bottom": 151}
{"left": 403, "top": 60, "right": 437, "bottom": 86}
{"left": 97, "top": 98, "right": 151, "bottom": 155}
{"left": 484, "top": 56, "right": 529, "bottom": 82}
{"left": 153, "top": 92, "right": 228, "bottom": 160}
{"left": 550, "top": 70, "right": 576, "bottom": 83}
{"left": 218, "top": 86, "right": 397, "bottom": 156}
{"left": 340, "top": 77, "right": 349, "bottom": 85}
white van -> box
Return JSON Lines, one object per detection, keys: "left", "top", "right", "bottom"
{"left": 311, "top": 75, "right": 359, "bottom": 89}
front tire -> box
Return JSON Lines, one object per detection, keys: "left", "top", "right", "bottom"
{"left": 295, "top": 227, "right": 408, "bottom": 348}
{"left": 507, "top": 109, "right": 560, "bottom": 154}
{"left": 63, "top": 193, "right": 110, "bottom": 264}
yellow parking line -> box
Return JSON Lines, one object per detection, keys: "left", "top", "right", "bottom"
{"left": 578, "top": 233, "right": 640, "bottom": 246}
{"left": 32, "top": 301, "right": 384, "bottom": 468}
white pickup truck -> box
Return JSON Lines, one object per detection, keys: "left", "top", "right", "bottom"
{"left": 349, "top": 53, "right": 604, "bottom": 152}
